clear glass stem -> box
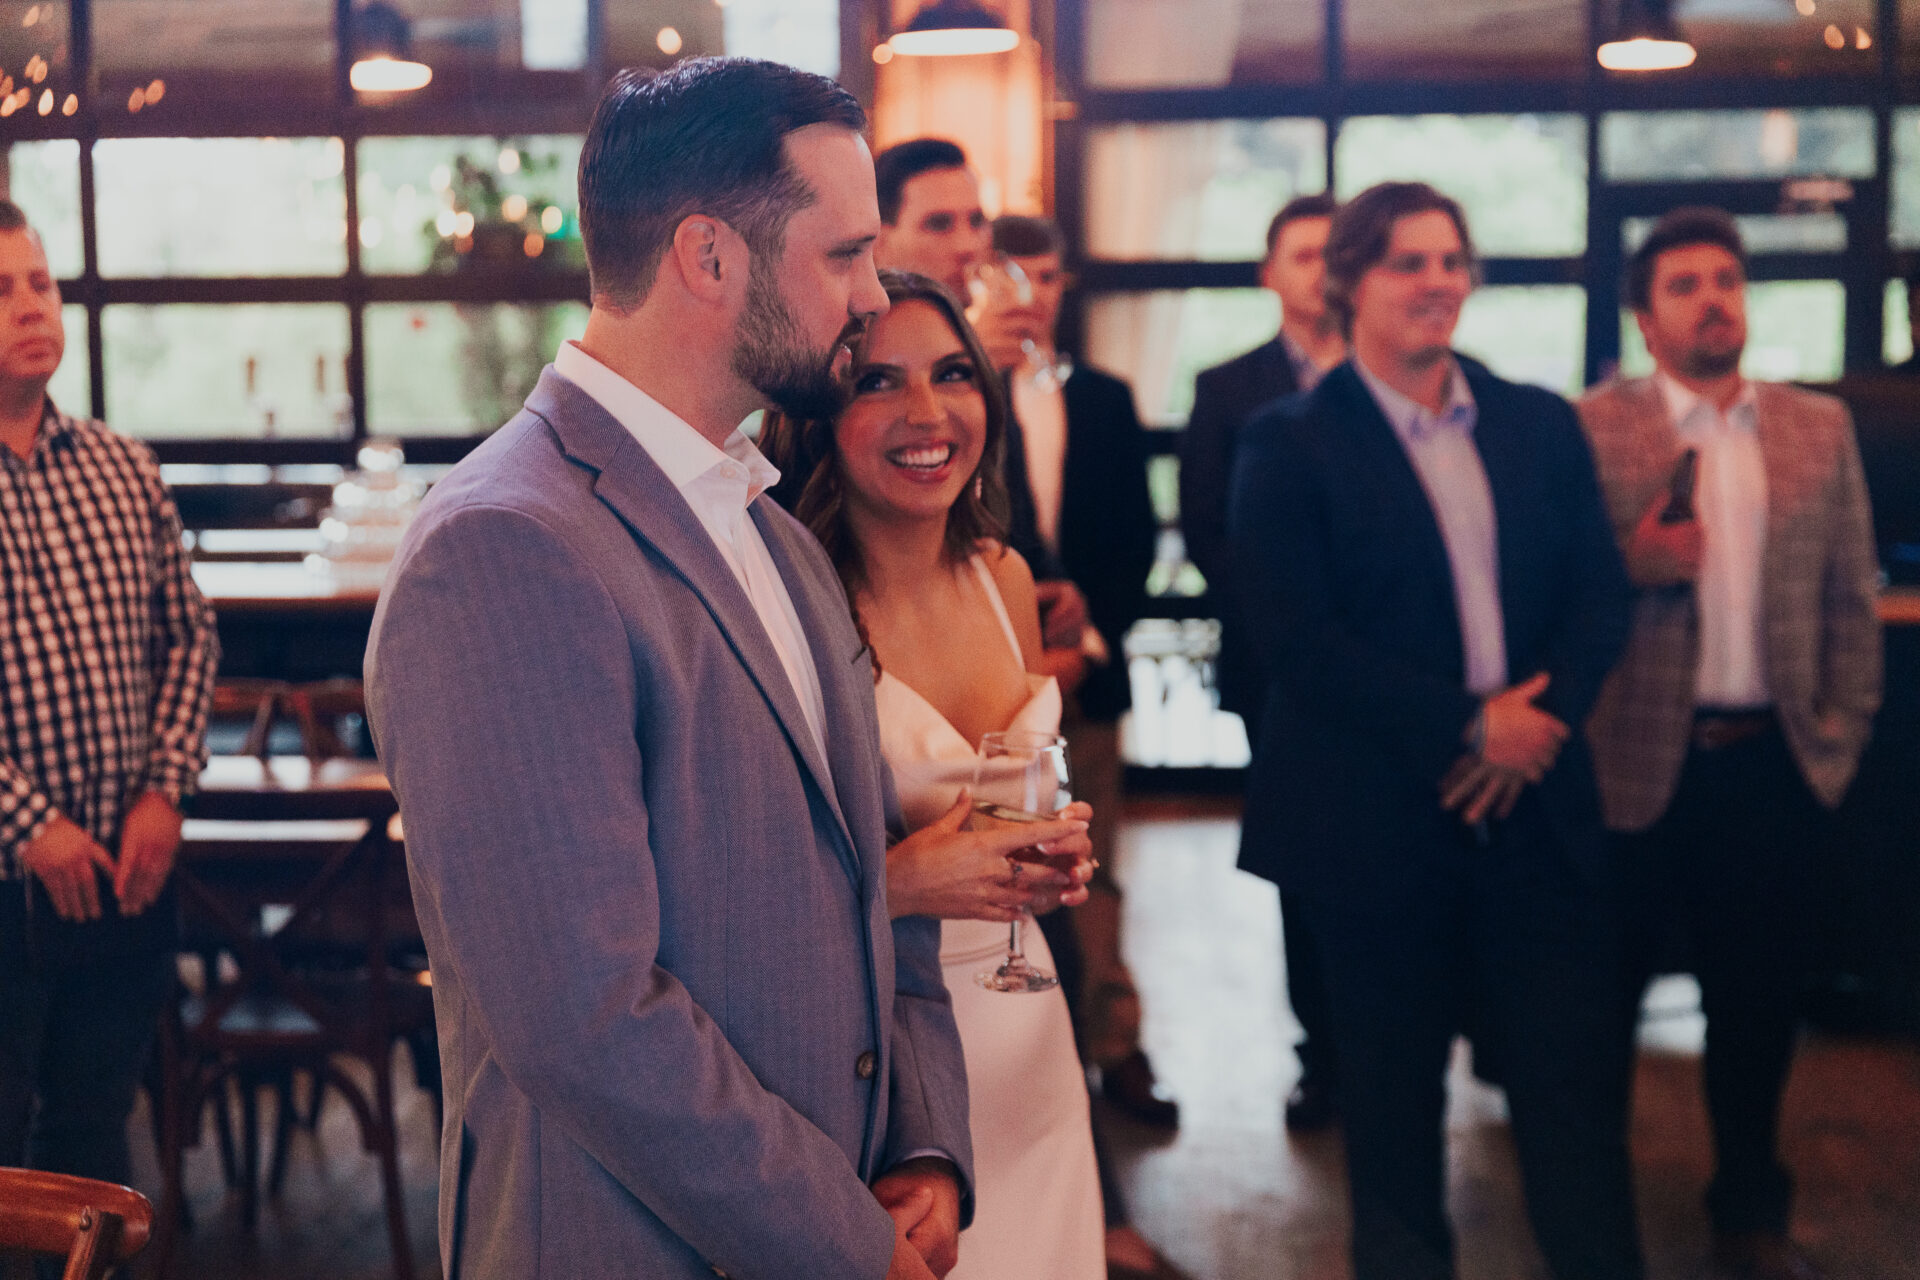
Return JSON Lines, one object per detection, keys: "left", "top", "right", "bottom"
{"left": 1007, "top": 913, "right": 1025, "bottom": 963}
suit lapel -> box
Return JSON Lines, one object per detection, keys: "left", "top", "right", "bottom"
{"left": 1327, "top": 364, "right": 1458, "bottom": 604}
{"left": 527, "top": 371, "right": 860, "bottom": 878}
{"left": 749, "top": 503, "right": 878, "bottom": 880}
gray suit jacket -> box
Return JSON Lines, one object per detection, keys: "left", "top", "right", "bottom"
{"left": 1578, "top": 376, "right": 1883, "bottom": 833}
{"left": 365, "top": 369, "right": 972, "bottom": 1279}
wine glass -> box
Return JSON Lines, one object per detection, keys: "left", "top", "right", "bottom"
{"left": 966, "top": 254, "right": 1074, "bottom": 394}
{"left": 971, "top": 730, "right": 1073, "bottom": 993}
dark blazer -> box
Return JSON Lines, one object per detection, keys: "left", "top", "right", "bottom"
{"left": 1057, "top": 366, "right": 1158, "bottom": 720}
{"left": 999, "top": 367, "right": 1157, "bottom": 720}
{"left": 1181, "top": 338, "right": 1303, "bottom": 722}
{"left": 1228, "top": 357, "right": 1631, "bottom": 894}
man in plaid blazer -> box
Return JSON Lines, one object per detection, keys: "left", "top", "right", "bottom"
{"left": 1579, "top": 208, "right": 1881, "bottom": 1280}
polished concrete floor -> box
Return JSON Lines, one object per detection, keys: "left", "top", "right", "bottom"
{"left": 123, "top": 796, "right": 1920, "bottom": 1280}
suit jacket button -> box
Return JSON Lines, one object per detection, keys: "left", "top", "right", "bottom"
{"left": 856, "top": 1050, "right": 877, "bottom": 1080}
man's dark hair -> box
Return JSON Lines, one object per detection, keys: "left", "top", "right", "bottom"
{"left": 1624, "top": 206, "right": 1746, "bottom": 313}
{"left": 0, "top": 201, "right": 30, "bottom": 233}
{"left": 1264, "top": 192, "right": 1338, "bottom": 258}
{"left": 1322, "top": 181, "right": 1478, "bottom": 338}
{"left": 991, "top": 214, "right": 1064, "bottom": 259}
{"left": 577, "top": 57, "right": 866, "bottom": 311}
{"left": 874, "top": 138, "right": 968, "bottom": 226}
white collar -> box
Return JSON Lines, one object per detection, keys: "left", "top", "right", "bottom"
{"left": 1354, "top": 354, "right": 1476, "bottom": 443}
{"left": 554, "top": 341, "right": 780, "bottom": 503}
{"left": 1655, "top": 369, "right": 1758, "bottom": 433}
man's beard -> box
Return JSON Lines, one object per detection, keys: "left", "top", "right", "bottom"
{"left": 730, "top": 264, "right": 854, "bottom": 421}
{"left": 1676, "top": 308, "right": 1743, "bottom": 379}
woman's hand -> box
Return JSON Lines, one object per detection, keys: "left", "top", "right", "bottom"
{"left": 887, "top": 791, "right": 1092, "bottom": 922}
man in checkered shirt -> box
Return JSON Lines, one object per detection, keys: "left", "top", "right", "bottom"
{"left": 0, "top": 199, "right": 218, "bottom": 1188}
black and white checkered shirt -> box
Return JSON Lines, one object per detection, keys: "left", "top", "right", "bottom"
{"left": 0, "top": 399, "right": 218, "bottom": 877}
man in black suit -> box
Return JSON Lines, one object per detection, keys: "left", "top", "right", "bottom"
{"left": 1229, "top": 182, "right": 1642, "bottom": 1280}
{"left": 1180, "top": 192, "right": 1346, "bottom": 1130}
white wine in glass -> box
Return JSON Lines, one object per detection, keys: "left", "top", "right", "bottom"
{"left": 971, "top": 730, "right": 1071, "bottom": 994}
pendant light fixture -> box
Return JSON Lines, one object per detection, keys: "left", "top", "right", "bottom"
{"left": 1598, "top": 0, "right": 1698, "bottom": 71}
{"left": 351, "top": 3, "right": 434, "bottom": 93}
{"left": 888, "top": 0, "right": 1021, "bottom": 57}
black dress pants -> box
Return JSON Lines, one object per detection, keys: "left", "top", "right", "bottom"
{"left": 0, "top": 880, "right": 174, "bottom": 1185}
{"left": 1618, "top": 721, "right": 1823, "bottom": 1236}
{"left": 1305, "top": 808, "right": 1644, "bottom": 1280}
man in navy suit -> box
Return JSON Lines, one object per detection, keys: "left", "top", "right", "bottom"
{"left": 1229, "top": 182, "right": 1642, "bottom": 1280}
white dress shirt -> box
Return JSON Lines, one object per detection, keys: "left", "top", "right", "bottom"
{"left": 1656, "top": 372, "right": 1770, "bottom": 709}
{"left": 1355, "top": 356, "right": 1509, "bottom": 696}
{"left": 554, "top": 342, "right": 831, "bottom": 760}
{"left": 1011, "top": 364, "right": 1069, "bottom": 553}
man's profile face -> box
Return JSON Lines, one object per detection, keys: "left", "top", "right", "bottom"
{"left": 874, "top": 165, "right": 989, "bottom": 295}
{"left": 1261, "top": 215, "right": 1331, "bottom": 329}
{"left": 1349, "top": 209, "right": 1471, "bottom": 369}
{"left": 1636, "top": 242, "right": 1746, "bottom": 382}
{"left": 0, "top": 227, "right": 63, "bottom": 391}
{"left": 731, "top": 124, "right": 889, "bottom": 420}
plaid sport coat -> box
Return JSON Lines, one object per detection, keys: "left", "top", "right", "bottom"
{"left": 1577, "top": 376, "right": 1882, "bottom": 833}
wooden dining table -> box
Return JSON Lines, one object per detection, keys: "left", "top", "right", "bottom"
{"left": 192, "top": 560, "right": 387, "bottom": 681}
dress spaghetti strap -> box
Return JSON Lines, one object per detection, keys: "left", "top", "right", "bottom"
{"left": 969, "top": 553, "right": 1027, "bottom": 669}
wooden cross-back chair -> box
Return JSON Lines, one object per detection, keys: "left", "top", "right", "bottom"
{"left": 153, "top": 757, "right": 425, "bottom": 1280}
{"left": 0, "top": 1168, "right": 151, "bottom": 1280}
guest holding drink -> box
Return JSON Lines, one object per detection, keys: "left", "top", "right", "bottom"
{"left": 765, "top": 269, "right": 1104, "bottom": 1280}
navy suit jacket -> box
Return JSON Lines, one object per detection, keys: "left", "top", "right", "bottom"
{"left": 1181, "top": 338, "right": 1303, "bottom": 722}
{"left": 1228, "top": 357, "right": 1630, "bottom": 895}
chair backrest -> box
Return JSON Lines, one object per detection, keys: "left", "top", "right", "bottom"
{"left": 0, "top": 1168, "right": 151, "bottom": 1280}
{"left": 175, "top": 758, "right": 413, "bottom": 1057}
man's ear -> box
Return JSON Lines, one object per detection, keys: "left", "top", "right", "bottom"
{"left": 669, "top": 215, "right": 747, "bottom": 304}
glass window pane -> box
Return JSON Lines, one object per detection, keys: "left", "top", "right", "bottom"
{"left": 3, "top": 141, "right": 82, "bottom": 277}
{"left": 103, "top": 304, "right": 351, "bottom": 438}
{"left": 1086, "top": 0, "right": 1321, "bottom": 87}
{"left": 1888, "top": 280, "right": 1914, "bottom": 367}
{"left": 1601, "top": 109, "right": 1875, "bottom": 181}
{"left": 1625, "top": 213, "right": 1847, "bottom": 255}
{"left": 365, "top": 302, "right": 587, "bottom": 435}
{"left": 1335, "top": 115, "right": 1587, "bottom": 257}
{"left": 1454, "top": 286, "right": 1586, "bottom": 398}
{"left": 1893, "top": 109, "right": 1920, "bottom": 250}
{"left": 48, "top": 304, "right": 88, "bottom": 419}
{"left": 1084, "top": 120, "right": 1327, "bottom": 262}
{"left": 710, "top": 0, "right": 838, "bottom": 78}
{"left": 356, "top": 135, "right": 585, "bottom": 275}
{"left": 1084, "top": 289, "right": 1279, "bottom": 428}
{"left": 0, "top": 0, "right": 73, "bottom": 109}
{"left": 1348, "top": 0, "right": 1583, "bottom": 81}
{"left": 1618, "top": 280, "right": 1844, "bottom": 383}
{"left": 95, "top": 138, "right": 348, "bottom": 278}
{"left": 92, "top": 0, "right": 332, "bottom": 113}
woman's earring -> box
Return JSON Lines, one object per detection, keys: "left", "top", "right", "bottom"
{"left": 973, "top": 474, "right": 984, "bottom": 500}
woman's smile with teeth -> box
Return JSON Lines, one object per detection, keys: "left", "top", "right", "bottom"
{"left": 888, "top": 442, "right": 955, "bottom": 471}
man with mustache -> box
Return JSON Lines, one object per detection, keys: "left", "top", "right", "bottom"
{"left": 367, "top": 60, "right": 977, "bottom": 1279}
{"left": 1579, "top": 207, "right": 1881, "bottom": 1280}
{"left": 1229, "top": 181, "right": 1642, "bottom": 1280}
{"left": 0, "top": 201, "right": 218, "bottom": 1194}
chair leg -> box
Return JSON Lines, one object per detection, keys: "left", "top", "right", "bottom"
{"left": 237, "top": 1074, "right": 260, "bottom": 1231}
{"left": 373, "top": 1057, "right": 414, "bottom": 1280}
{"left": 268, "top": 1066, "right": 300, "bottom": 1196}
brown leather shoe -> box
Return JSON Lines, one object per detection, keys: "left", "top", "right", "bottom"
{"left": 1098, "top": 1049, "right": 1179, "bottom": 1129}
{"left": 1711, "top": 1232, "right": 1825, "bottom": 1280}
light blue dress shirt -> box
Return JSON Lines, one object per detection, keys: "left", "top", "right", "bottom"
{"left": 1354, "top": 357, "right": 1509, "bottom": 696}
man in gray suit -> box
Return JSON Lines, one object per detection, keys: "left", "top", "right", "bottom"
{"left": 1580, "top": 207, "right": 1881, "bottom": 1280}
{"left": 366, "top": 59, "right": 999, "bottom": 1279}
